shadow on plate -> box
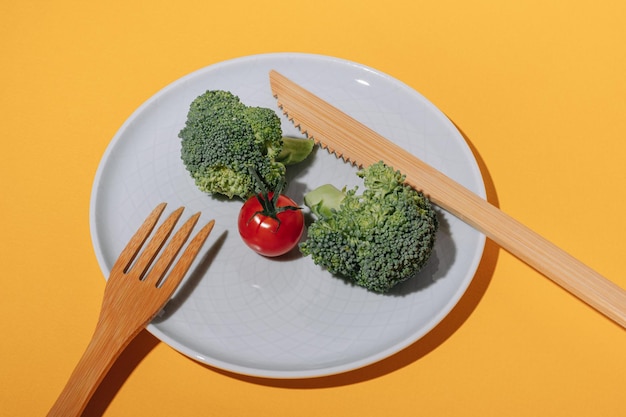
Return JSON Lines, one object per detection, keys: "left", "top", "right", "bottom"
{"left": 153, "top": 230, "right": 229, "bottom": 322}
{"left": 81, "top": 329, "right": 160, "bottom": 417}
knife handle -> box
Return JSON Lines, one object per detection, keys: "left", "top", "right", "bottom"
{"left": 394, "top": 144, "right": 626, "bottom": 328}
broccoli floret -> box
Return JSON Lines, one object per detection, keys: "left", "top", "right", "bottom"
{"left": 243, "top": 106, "right": 283, "bottom": 159}
{"left": 179, "top": 90, "right": 313, "bottom": 199}
{"left": 300, "top": 161, "right": 438, "bottom": 293}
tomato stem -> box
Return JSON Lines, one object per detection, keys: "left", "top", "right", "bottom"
{"left": 247, "top": 168, "right": 301, "bottom": 231}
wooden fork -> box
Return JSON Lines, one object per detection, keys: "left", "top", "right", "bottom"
{"left": 47, "top": 203, "right": 215, "bottom": 417}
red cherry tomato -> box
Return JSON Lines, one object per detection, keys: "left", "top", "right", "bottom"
{"left": 238, "top": 193, "right": 304, "bottom": 257}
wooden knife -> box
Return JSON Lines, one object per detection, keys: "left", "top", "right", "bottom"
{"left": 269, "top": 69, "right": 626, "bottom": 328}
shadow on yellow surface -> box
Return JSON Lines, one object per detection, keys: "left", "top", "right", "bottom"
{"left": 82, "top": 330, "right": 160, "bottom": 417}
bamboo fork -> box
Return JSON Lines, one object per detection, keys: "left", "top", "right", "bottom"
{"left": 269, "top": 70, "right": 626, "bottom": 329}
{"left": 47, "top": 203, "right": 215, "bottom": 417}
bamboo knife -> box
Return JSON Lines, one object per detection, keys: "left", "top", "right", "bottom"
{"left": 269, "top": 69, "right": 626, "bottom": 329}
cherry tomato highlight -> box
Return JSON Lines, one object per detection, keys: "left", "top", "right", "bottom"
{"left": 238, "top": 193, "right": 304, "bottom": 257}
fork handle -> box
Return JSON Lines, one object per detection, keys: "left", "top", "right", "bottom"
{"left": 47, "top": 321, "right": 135, "bottom": 417}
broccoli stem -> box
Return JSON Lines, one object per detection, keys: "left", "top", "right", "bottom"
{"left": 275, "top": 136, "right": 315, "bottom": 165}
{"left": 303, "top": 184, "right": 346, "bottom": 219}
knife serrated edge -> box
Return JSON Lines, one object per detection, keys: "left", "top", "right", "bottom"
{"left": 269, "top": 69, "right": 626, "bottom": 328}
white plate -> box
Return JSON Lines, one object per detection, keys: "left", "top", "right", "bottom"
{"left": 90, "top": 53, "right": 486, "bottom": 379}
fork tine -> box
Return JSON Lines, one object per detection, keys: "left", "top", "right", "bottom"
{"left": 156, "top": 219, "right": 215, "bottom": 295}
{"left": 144, "top": 211, "right": 201, "bottom": 286}
{"left": 46, "top": 206, "right": 215, "bottom": 417}
{"left": 129, "top": 206, "right": 185, "bottom": 278}
{"left": 110, "top": 203, "right": 167, "bottom": 275}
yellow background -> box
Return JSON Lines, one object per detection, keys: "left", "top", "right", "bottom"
{"left": 2, "top": 1, "right": 625, "bottom": 415}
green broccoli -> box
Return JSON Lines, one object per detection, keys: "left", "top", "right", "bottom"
{"left": 276, "top": 136, "right": 315, "bottom": 165}
{"left": 300, "top": 161, "right": 439, "bottom": 293}
{"left": 179, "top": 90, "right": 313, "bottom": 199}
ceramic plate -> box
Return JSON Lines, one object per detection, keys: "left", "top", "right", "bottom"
{"left": 90, "top": 53, "right": 486, "bottom": 378}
